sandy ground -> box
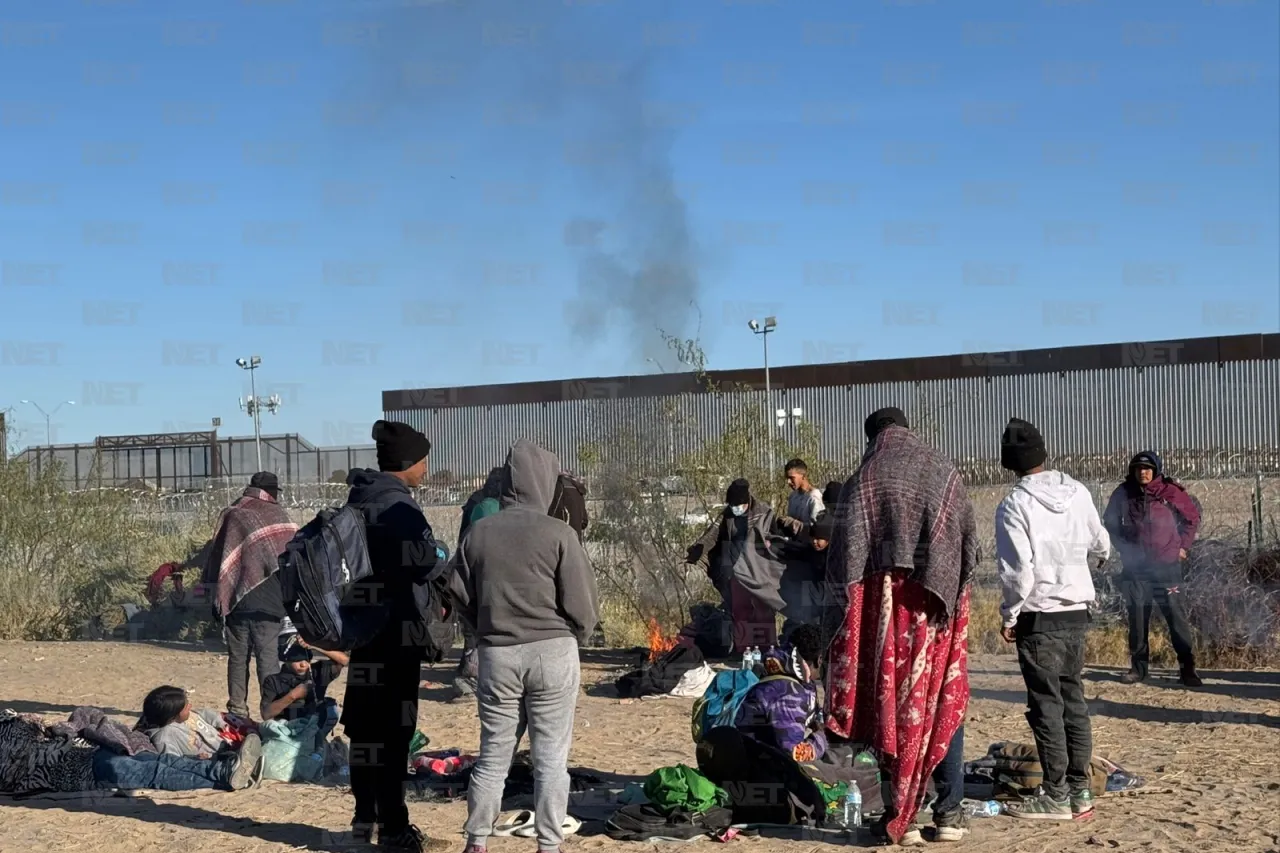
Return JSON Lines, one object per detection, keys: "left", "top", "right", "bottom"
{"left": 0, "top": 641, "right": 1277, "bottom": 853}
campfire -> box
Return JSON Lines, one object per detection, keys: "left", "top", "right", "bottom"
{"left": 646, "top": 617, "right": 677, "bottom": 662}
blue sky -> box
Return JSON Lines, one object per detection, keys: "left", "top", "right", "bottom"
{"left": 1, "top": 0, "right": 1277, "bottom": 449}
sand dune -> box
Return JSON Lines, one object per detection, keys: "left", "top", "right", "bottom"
{"left": 1, "top": 641, "right": 1277, "bottom": 853}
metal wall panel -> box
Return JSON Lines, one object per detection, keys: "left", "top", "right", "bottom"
{"left": 386, "top": 359, "right": 1280, "bottom": 482}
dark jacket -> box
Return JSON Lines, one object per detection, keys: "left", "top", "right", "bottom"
{"left": 1103, "top": 451, "right": 1201, "bottom": 570}
{"left": 345, "top": 468, "right": 447, "bottom": 654}
{"left": 550, "top": 472, "right": 589, "bottom": 543}
{"left": 687, "top": 498, "right": 787, "bottom": 611}
{"left": 449, "top": 441, "right": 599, "bottom": 646}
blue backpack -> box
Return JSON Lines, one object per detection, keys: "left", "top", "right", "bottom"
{"left": 691, "top": 670, "right": 772, "bottom": 744}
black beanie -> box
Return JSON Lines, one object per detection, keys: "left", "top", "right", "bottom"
{"left": 810, "top": 511, "right": 835, "bottom": 542}
{"left": 249, "top": 471, "right": 279, "bottom": 500}
{"left": 372, "top": 420, "right": 432, "bottom": 472}
{"left": 1001, "top": 417, "right": 1048, "bottom": 472}
{"left": 864, "top": 407, "right": 909, "bottom": 441}
{"left": 726, "top": 478, "right": 750, "bottom": 506}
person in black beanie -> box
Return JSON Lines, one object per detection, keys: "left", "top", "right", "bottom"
{"left": 686, "top": 478, "right": 786, "bottom": 654}
{"left": 995, "top": 417, "right": 1112, "bottom": 823}
{"left": 864, "top": 406, "right": 909, "bottom": 442}
{"left": 341, "top": 420, "right": 447, "bottom": 852}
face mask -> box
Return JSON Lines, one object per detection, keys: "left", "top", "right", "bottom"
{"left": 730, "top": 505, "right": 748, "bottom": 517}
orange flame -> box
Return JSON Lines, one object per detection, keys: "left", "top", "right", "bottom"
{"left": 646, "top": 618, "right": 677, "bottom": 662}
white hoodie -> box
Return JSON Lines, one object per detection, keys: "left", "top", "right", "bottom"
{"left": 995, "top": 470, "right": 1111, "bottom": 628}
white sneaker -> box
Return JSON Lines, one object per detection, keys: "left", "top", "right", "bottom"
{"left": 898, "top": 828, "right": 926, "bottom": 847}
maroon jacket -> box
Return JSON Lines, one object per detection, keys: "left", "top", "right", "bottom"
{"left": 1103, "top": 451, "right": 1201, "bottom": 569}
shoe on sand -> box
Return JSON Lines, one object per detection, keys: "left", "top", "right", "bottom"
{"left": 897, "top": 828, "right": 926, "bottom": 847}
{"left": 1006, "top": 792, "right": 1072, "bottom": 821}
{"left": 934, "top": 812, "right": 970, "bottom": 842}
{"left": 1071, "top": 789, "right": 1095, "bottom": 819}
{"left": 1119, "top": 670, "right": 1145, "bottom": 685}
{"left": 227, "top": 733, "right": 263, "bottom": 790}
{"left": 1179, "top": 668, "right": 1203, "bottom": 688}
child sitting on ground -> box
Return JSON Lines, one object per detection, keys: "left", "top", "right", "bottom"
{"left": 135, "top": 686, "right": 229, "bottom": 758}
{"left": 260, "top": 632, "right": 347, "bottom": 745}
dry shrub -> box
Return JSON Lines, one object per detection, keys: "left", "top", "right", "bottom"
{"left": 0, "top": 458, "right": 195, "bottom": 639}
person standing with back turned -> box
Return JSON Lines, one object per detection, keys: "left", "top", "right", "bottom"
{"left": 995, "top": 418, "right": 1110, "bottom": 822}
{"left": 342, "top": 420, "right": 448, "bottom": 852}
{"left": 449, "top": 440, "right": 599, "bottom": 853}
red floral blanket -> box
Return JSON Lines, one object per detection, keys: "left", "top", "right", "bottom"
{"left": 825, "top": 574, "right": 970, "bottom": 842}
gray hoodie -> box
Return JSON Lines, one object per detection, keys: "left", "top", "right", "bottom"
{"left": 448, "top": 440, "right": 600, "bottom": 647}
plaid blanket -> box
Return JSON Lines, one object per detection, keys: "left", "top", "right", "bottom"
{"left": 822, "top": 425, "right": 977, "bottom": 842}
{"left": 201, "top": 487, "right": 298, "bottom": 618}
{"left": 826, "top": 425, "right": 979, "bottom": 621}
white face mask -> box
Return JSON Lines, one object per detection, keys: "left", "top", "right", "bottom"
{"left": 730, "top": 505, "right": 748, "bottom": 517}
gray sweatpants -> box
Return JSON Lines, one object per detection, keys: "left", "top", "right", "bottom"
{"left": 465, "top": 636, "right": 580, "bottom": 852}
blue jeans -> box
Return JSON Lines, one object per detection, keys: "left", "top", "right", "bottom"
{"left": 92, "top": 749, "right": 231, "bottom": 791}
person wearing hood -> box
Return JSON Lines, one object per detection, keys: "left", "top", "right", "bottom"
{"left": 200, "top": 471, "right": 299, "bottom": 719}
{"left": 1102, "top": 451, "right": 1202, "bottom": 687}
{"left": 994, "top": 418, "right": 1110, "bottom": 822}
{"left": 452, "top": 466, "right": 506, "bottom": 702}
{"left": 448, "top": 440, "right": 599, "bottom": 853}
{"left": 685, "top": 478, "right": 788, "bottom": 655}
{"left": 341, "top": 420, "right": 447, "bottom": 853}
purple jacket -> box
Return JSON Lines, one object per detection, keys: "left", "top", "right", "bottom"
{"left": 1103, "top": 451, "right": 1201, "bottom": 568}
{"left": 734, "top": 648, "right": 827, "bottom": 762}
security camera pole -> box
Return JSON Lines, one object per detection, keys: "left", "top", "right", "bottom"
{"left": 235, "top": 355, "right": 280, "bottom": 473}
{"left": 747, "top": 316, "right": 778, "bottom": 474}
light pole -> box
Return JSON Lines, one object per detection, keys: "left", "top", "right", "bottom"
{"left": 236, "top": 356, "right": 280, "bottom": 473}
{"left": 747, "top": 316, "right": 777, "bottom": 474}
{"left": 20, "top": 399, "right": 75, "bottom": 445}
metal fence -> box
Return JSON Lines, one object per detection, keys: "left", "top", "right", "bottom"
{"left": 9, "top": 433, "right": 377, "bottom": 491}
{"left": 385, "top": 359, "right": 1280, "bottom": 482}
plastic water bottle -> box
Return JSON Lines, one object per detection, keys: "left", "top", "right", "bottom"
{"left": 962, "top": 800, "right": 1002, "bottom": 818}
{"left": 750, "top": 646, "right": 761, "bottom": 667}
{"left": 843, "top": 787, "right": 863, "bottom": 828}
{"left": 741, "top": 649, "right": 753, "bottom": 670}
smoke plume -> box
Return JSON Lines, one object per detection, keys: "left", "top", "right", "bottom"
{"left": 361, "top": 0, "right": 700, "bottom": 368}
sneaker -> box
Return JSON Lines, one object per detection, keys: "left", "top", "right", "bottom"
{"left": 350, "top": 823, "right": 376, "bottom": 845}
{"left": 934, "top": 811, "right": 970, "bottom": 842}
{"left": 898, "top": 828, "right": 926, "bottom": 847}
{"left": 227, "top": 733, "right": 263, "bottom": 790}
{"left": 379, "top": 825, "right": 449, "bottom": 852}
{"left": 1006, "top": 792, "right": 1073, "bottom": 821}
{"left": 1119, "top": 670, "right": 1145, "bottom": 685}
{"left": 1179, "top": 668, "right": 1203, "bottom": 688}
{"left": 1070, "top": 789, "right": 1096, "bottom": 819}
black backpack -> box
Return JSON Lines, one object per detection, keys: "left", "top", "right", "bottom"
{"left": 550, "top": 473, "right": 588, "bottom": 543}
{"left": 276, "top": 504, "right": 382, "bottom": 651}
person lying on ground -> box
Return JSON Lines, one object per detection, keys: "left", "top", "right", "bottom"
{"left": 0, "top": 708, "right": 262, "bottom": 795}
{"left": 734, "top": 624, "right": 828, "bottom": 763}
{"left": 135, "top": 685, "right": 227, "bottom": 758}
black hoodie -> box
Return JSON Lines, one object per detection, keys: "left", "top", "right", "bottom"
{"left": 345, "top": 468, "right": 446, "bottom": 649}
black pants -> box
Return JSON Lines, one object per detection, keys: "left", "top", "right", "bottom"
{"left": 224, "top": 612, "right": 281, "bottom": 717}
{"left": 1014, "top": 612, "right": 1091, "bottom": 800}
{"left": 342, "top": 632, "right": 423, "bottom": 833}
{"left": 1121, "top": 568, "right": 1195, "bottom": 676}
